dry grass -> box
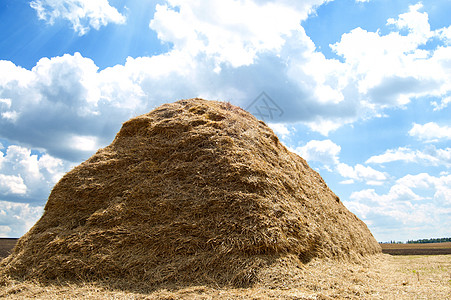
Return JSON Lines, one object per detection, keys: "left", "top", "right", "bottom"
{"left": 1, "top": 98, "right": 379, "bottom": 291}
{"left": 1, "top": 254, "right": 449, "bottom": 299}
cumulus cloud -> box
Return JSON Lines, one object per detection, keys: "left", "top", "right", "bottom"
{"left": 409, "top": 122, "right": 451, "bottom": 142}
{"left": 347, "top": 187, "right": 428, "bottom": 238}
{"left": 331, "top": 3, "right": 450, "bottom": 108}
{"left": 0, "top": 98, "right": 18, "bottom": 122}
{"left": 346, "top": 186, "right": 430, "bottom": 224}
{"left": 30, "top": 0, "right": 126, "bottom": 35}
{"left": 150, "top": 0, "right": 304, "bottom": 69}
{"left": 397, "top": 173, "right": 451, "bottom": 204}
{"left": 337, "top": 163, "right": 388, "bottom": 185}
{"left": 268, "top": 123, "right": 292, "bottom": 140}
{"left": 437, "top": 24, "right": 451, "bottom": 45}
{"left": 0, "top": 53, "right": 148, "bottom": 161}
{"left": 0, "top": 175, "right": 27, "bottom": 195}
{"left": 0, "top": 201, "right": 43, "bottom": 237}
{"left": 367, "top": 184, "right": 423, "bottom": 203}
{"left": 0, "top": 141, "right": 73, "bottom": 237}
{"left": 345, "top": 171, "right": 451, "bottom": 240}
{"left": 294, "top": 140, "right": 341, "bottom": 169}
{"left": 0, "top": 144, "right": 72, "bottom": 204}
{"left": 431, "top": 95, "right": 451, "bottom": 111}
{"left": 293, "top": 139, "right": 388, "bottom": 185}
{"left": 366, "top": 146, "right": 451, "bottom": 167}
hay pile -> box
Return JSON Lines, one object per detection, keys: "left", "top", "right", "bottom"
{"left": 1, "top": 99, "right": 380, "bottom": 289}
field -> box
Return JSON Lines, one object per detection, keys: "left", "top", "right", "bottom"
{"left": 381, "top": 242, "right": 451, "bottom": 255}
{"left": 0, "top": 237, "right": 450, "bottom": 299}
{"left": 0, "top": 239, "right": 17, "bottom": 259}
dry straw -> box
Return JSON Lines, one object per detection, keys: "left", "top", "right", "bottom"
{"left": 1, "top": 99, "right": 380, "bottom": 291}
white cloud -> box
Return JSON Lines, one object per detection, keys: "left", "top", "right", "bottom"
{"left": 386, "top": 3, "right": 432, "bottom": 44}
{"left": 0, "top": 53, "right": 147, "bottom": 161}
{"left": 0, "top": 201, "right": 43, "bottom": 237}
{"left": 346, "top": 171, "right": 451, "bottom": 241}
{"left": 331, "top": 3, "right": 451, "bottom": 109}
{"left": 396, "top": 173, "right": 451, "bottom": 204}
{"left": 0, "top": 144, "right": 72, "bottom": 203}
{"left": 304, "top": 118, "right": 347, "bottom": 136}
{"left": 352, "top": 184, "right": 423, "bottom": 205}
{"left": 268, "top": 123, "right": 292, "bottom": 139}
{"left": 149, "top": 0, "right": 317, "bottom": 69}
{"left": 0, "top": 144, "right": 70, "bottom": 237}
{"left": 348, "top": 186, "right": 425, "bottom": 223}
{"left": 69, "top": 135, "right": 100, "bottom": 152}
{"left": 437, "top": 25, "right": 451, "bottom": 45}
{"left": 431, "top": 95, "right": 451, "bottom": 111}
{"left": 0, "top": 98, "right": 19, "bottom": 123}
{"left": 293, "top": 139, "right": 388, "bottom": 184}
{"left": 366, "top": 147, "right": 417, "bottom": 164}
{"left": 409, "top": 122, "right": 451, "bottom": 142}
{"left": 337, "top": 163, "right": 388, "bottom": 185}
{"left": 366, "top": 146, "right": 451, "bottom": 167}
{"left": 0, "top": 175, "right": 27, "bottom": 195}
{"left": 30, "top": 0, "right": 126, "bottom": 35}
{"left": 0, "top": 60, "right": 33, "bottom": 87}
{"left": 294, "top": 140, "right": 341, "bottom": 169}
{"left": 0, "top": 98, "right": 11, "bottom": 108}
{"left": 339, "top": 179, "right": 355, "bottom": 184}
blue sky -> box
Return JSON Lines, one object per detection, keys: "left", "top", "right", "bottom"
{"left": 0, "top": 0, "right": 450, "bottom": 241}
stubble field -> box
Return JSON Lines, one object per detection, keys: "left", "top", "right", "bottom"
{"left": 380, "top": 242, "right": 451, "bottom": 256}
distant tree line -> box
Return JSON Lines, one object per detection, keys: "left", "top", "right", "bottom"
{"left": 406, "top": 237, "right": 451, "bottom": 244}
{"left": 381, "top": 237, "right": 451, "bottom": 244}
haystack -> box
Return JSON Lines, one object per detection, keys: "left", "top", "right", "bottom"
{"left": 1, "top": 99, "right": 380, "bottom": 289}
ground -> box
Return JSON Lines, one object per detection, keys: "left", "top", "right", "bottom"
{"left": 380, "top": 242, "right": 451, "bottom": 255}
{"left": 0, "top": 254, "right": 450, "bottom": 299}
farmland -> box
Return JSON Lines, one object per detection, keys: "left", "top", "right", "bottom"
{"left": 0, "top": 239, "right": 17, "bottom": 259}
{"left": 381, "top": 242, "right": 451, "bottom": 255}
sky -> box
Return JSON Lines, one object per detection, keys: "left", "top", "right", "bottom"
{"left": 0, "top": 0, "right": 450, "bottom": 242}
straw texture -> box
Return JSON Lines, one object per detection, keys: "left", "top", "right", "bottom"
{"left": 1, "top": 99, "right": 380, "bottom": 289}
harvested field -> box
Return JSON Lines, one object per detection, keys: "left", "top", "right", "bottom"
{"left": 0, "top": 239, "right": 17, "bottom": 259}
{"left": 381, "top": 242, "right": 451, "bottom": 255}
{"left": 0, "top": 254, "right": 450, "bottom": 299}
